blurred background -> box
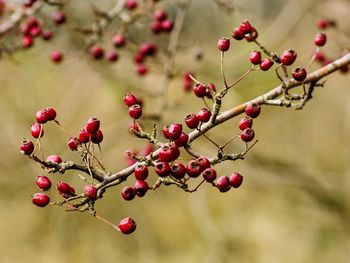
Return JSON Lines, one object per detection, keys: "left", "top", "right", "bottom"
{"left": 0, "top": 0, "right": 350, "bottom": 262}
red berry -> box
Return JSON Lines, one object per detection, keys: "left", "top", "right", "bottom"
{"left": 134, "top": 180, "right": 149, "bottom": 197}
{"left": 186, "top": 160, "right": 202, "bottom": 178}
{"left": 161, "top": 19, "right": 173, "bottom": 32}
{"left": 107, "top": 50, "right": 119, "bottom": 62}
{"left": 185, "top": 113, "right": 200, "bottom": 129}
{"left": 118, "top": 217, "right": 137, "bottom": 234}
{"left": 79, "top": 128, "right": 90, "bottom": 143}
{"left": 85, "top": 117, "right": 100, "bottom": 134}
{"left": 30, "top": 26, "right": 41, "bottom": 37}
{"left": 47, "top": 154, "right": 62, "bottom": 163}
{"left": 174, "top": 132, "right": 189, "bottom": 147}
{"left": 90, "top": 46, "right": 104, "bottom": 59}
{"left": 123, "top": 93, "right": 138, "bottom": 107}
{"left": 162, "top": 125, "right": 170, "bottom": 139}
{"left": 67, "top": 137, "right": 79, "bottom": 150}
{"left": 22, "top": 36, "right": 33, "bottom": 48}
{"left": 128, "top": 104, "right": 142, "bottom": 119}
{"left": 32, "top": 193, "right": 50, "bottom": 207}
{"left": 240, "top": 128, "right": 255, "bottom": 142}
{"left": 239, "top": 20, "right": 253, "bottom": 34}
{"left": 121, "top": 186, "right": 136, "bottom": 201}
{"left": 154, "top": 161, "right": 170, "bottom": 177}
{"left": 50, "top": 51, "right": 63, "bottom": 63}
{"left": 91, "top": 129, "right": 103, "bottom": 144}
{"left": 245, "top": 102, "right": 261, "bottom": 118}
{"left": 314, "top": 33, "right": 327, "bottom": 47}
{"left": 244, "top": 27, "right": 258, "bottom": 42}
{"left": 136, "top": 64, "right": 148, "bottom": 75}
{"left": 168, "top": 123, "right": 182, "bottom": 140}
{"left": 139, "top": 43, "right": 157, "bottom": 56}
{"left": 154, "top": 8, "right": 167, "bottom": 22}
{"left": 150, "top": 21, "right": 162, "bottom": 34}
{"left": 134, "top": 163, "right": 149, "bottom": 181}
{"left": 112, "top": 34, "right": 126, "bottom": 48}
{"left": 229, "top": 172, "right": 243, "bottom": 188}
{"left": 159, "top": 144, "right": 179, "bottom": 162}
{"left": 42, "top": 30, "right": 53, "bottom": 40}
{"left": 217, "top": 37, "right": 230, "bottom": 52}
{"left": 133, "top": 52, "right": 145, "bottom": 64}
{"left": 170, "top": 162, "right": 186, "bottom": 179}
{"left": 249, "top": 50, "right": 262, "bottom": 65}
{"left": 238, "top": 117, "right": 253, "bottom": 130}
{"left": 35, "top": 109, "right": 49, "bottom": 123}
{"left": 84, "top": 185, "right": 98, "bottom": 199}
{"left": 206, "top": 83, "right": 216, "bottom": 98}
{"left": 183, "top": 72, "right": 194, "bottom": 92}
{"left": 52, "top": 11, "right": 66, "bottom": 25}
{"left": 36, "top": 176, "right": 52, "bottom": 190}
{"left": 20, "top": 140, "right": 34, "bottom": 155}
{"left": 197, "top": 156, "right": 211, "bottom": 170}
{"left": 291, "top": 67, "right": 307, "bottom": 81}
{"left": 56, "top": 181, "right": 72, "bottom": 195}
{"left": 259, "top": 58, "right": 274, "bottom": 71}
{"left": 193, "top": 83, "right": 207, "bottom": 97}
{"left": 231, "top": 27, "right": 245, "bottom": 40}
{"left": 317, "top": 19, "right": 330, "bottom": 29}
{"left": 202, "top": 168, "right": 216, "bottom": 182}
{"left": 280, "top": 49, "right": 297, "bottom": 66}
{"left": 197, "top": 108, "right": 211, "bottom": 123}
{"left": 216, "top": 176, "right": 231, "bottom": 192}
{"left": 44, "top": 107, "right": 56, "bottom": 121}
{"left": 124, "top": 0, "right": 137, "bottom": 10}
{"left": 31, "top": 123, "right": 44, "bottom": 138}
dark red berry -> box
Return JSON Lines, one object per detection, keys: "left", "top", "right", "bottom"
{"left": 20, "top": 140, "right": 34, "bottom": 155}
{"left": 118, "top": 217, "right": 137, "bottom": 234}
{"left": 112, "top": 34, "right": 126, "bottom": 48}
{"left": 217, "top": 37, "right": 230, "bottom": 52}
{"left": 79, "top": 128, "right": 90, "bottom": 143}
{"left": 91, "top": 130, "right": 103, "bottom": 144}
{"left": 154, "top": 8, "right": 167, "bottom": 22}
{"left": 197, "top": 108, "right": 211, "bottom": 123}
{"left": 128, "top": 104, "right": 142, "bottom": 119}
{"left": 31, "top": 123, "right": 44, "bottom": 138}
{"left": 161, "top": 19, "right": 173, "bottom": 32}
{"left": 134, "top": 180, "right": 149, "bottom": 197}
{"left": 35, "top": 109, "right": 49, "bottom": 123}
{"left": 168, "top": 123, "right": 182, "bottom": 140}
{"left": 231, "top": 27, "right": 245, "bottom": 40}
{"left": 202, "top": 168, "right": 216, "bottom": 182}
{"left": 136, "top": 64, "right": 148, "bottom": 75}
{"left": 85, "top": 117, "right": 100, "bottom": 134}
{"left": 121, "top": 186, "right": 136, "bottom": 201}
{"left": 174, "top": 132, "right": 189, "bottom": 147}
{"left": 90, "top": 46, "right": 104, "bottom": 59}
{"left": 47, "top": 154, "right": 62, "bottom": 163}
{"left": 162, "top": 125, "right": 170, "bottom": 139}
{"left": 216, "top": 175, "right": 231, "bottom": 192}
{"left": 36, "top": 176, "right": 51, "bottom": 190}
{"left": 56, "top": 181, "right": 72, "bottom": 195}
{"left": 123, "top": 93, "right": 138, "bottom": 107}
{"left": 245, "top": 103, "right": 261, "bottom": 118}
{"left": 186, "top": 160, "right": 202, "bottom": 178}
{"left": 154, "top": 161, "right": 170, "bottom": 177}
{"left": 197, "top": 156, "right": 211, "bottom": 170}
{"left": 249, "top": 50, "right": 262, "bottom": 65}
{"left": 238, "top": 117, "right": 253, "bottom": 130}
{"left": 52, "top": 11, "right": 66, "bottom": 25}
{"left": 50, "top": 51, "right": 63, "bottom": 63}
{"left": 240, "top": 128, "right": 255, "bottom": 142}
{"left": 170, "top": 162, "right": 186, "bottom": 179}
{"left": 185, "top": 113, "right": 200, "bottom": 129}
{"left": 124, "top": 0, "right": 137, "bottom": 10}
{"left": 67, "top": 137, "right": 79, "bottom": 150}
{"left": 134, "top": 163, "right": 149, "bottom": 181}
{"left": 314, "top": 33, "right": 327, "bottom": 47}
{"left": 84, "top": 185, "right": 97, "bottom": 199}
{"left": 291, "top": 67, "right": 307, "bottom": 81}
{"left": 32, "top": 193, "right": 50, "bottom": 207}
{"left": 193, "top": 83, "right": 207, "bottom": 98}
{"left": 229, "top": 172, "right": 243, "bottom": 188}
{"left": 150, "top": 21, "right": 162, "bottom": 34}
{"left": 107, "top": 50, "right": 119, "bottom": 62}
{"left": 259, "top": 58, "right": 274, "bottom": 71}
{"left": 42, "top": 30, "right": 53, "bottom": 40}
{"left": 280, "top": 49, "right": 297, "bottom": 66}
{"left": 133, "top": 52, "right": 145, "bottom": 64}
{"left": 44, "top": 107, "right": 56, "bottom": 121}
{"left": 139, "top": 43, "right": 157, "bottom": 56}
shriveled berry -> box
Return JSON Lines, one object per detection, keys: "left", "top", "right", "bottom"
{"left": 245, "top": 103, "right": 261, "bottom": 118}
{"left": 238, "top": 117, "right": 253, "bottom": 130}
{"left": 217, "top": 37, "right": 230, "bottom": 52}
{"left": 229, "top": 172, "right": 243, "bottom": 188}
{"left": 31, "top": 123, "right": 44, "bottom": 138}
{"left": 84, "top": 185, "right": 97, "bottom": 200}
{"left": 249, "top": 50, "right": 261, "bottom": 65}
{"left": 197, "top": 108, "right": 211, "bottom": 122}
{"left": 36, "top": 176, "right": 51, "bottom": 190}
{"left": 170, "top": 162, "right": 186, "bottom": 179}
{"left": 123, "top": 93, "right": 138, "bottom": 107}
{"left": 280, "top": 49, "right": 297, "bottom": 66}
{"left": 174, "top": 132, "right": 189, "bottom": 147}
{"left": 134, "top": 163, "right": 149, "bottom": 181}
{"left": 193, "top": 83, "right": 207, "bottom": 98}
{"left": 35, "top": 109, "right": 49, "bottom": 123}
{"left": 186, "top": 160, "right": 202, "bottom": 178}
{"left": 112, "top": 34, "right": 126, "bottom": 48}
{"left": 202, "top": 168, "right": 216, "bottom": 182}
{"left": 47, "top": 155, "right": 62, "bottom": 163}
{"left": 50, "top": 51, "right": 63, "bottom": 63}
{"left": 168, "top": 123, "right": 182, "bottom": 140}
{"left": 90, "top": 46, "right": 104, "bottom": 59}
{"left": 128, "top": 104, "right": 142, "bottom": 119}
{"left": 91, "top": 129, "right": 103, "bottom": 144}
{"left": 240, "top": 128, "right": 255, "bottom": 142}
{"left": 67, "top": 137, "right": 79, "bottom": 150}
{"left": 154, "top": 161, "right": 170, "bottom": 177}
{"left": 134, "top": 180, "right": 149, "bottom": 197}
{"left": 118, "top": 217, "right": 137, "bottom": 234}
{"left": 291, "top": 67, "right": 307, "bottom": 81}
{"left": 314, "top": 33, "right": 327, "bottom": 47}
{"left": 20, "top": 140, "right": 34, "bottom": 155}
{"left": 32, "top": 193, "right": 50, "bottom": 207}
{"left": 121, "top": 186, "right": 136, "bottom": 201}
{"left": 79, "top": 128, "right": 90, "bottom": 143}
{"left": 185, "top": 113, "right": 200, "bottom": 129}
{"left": 216, "top": 175, "right": 231, "bottom": 192}
{"left": 259, "top": 58, "right": 274, "bottom": 71}
{"left": 197, "top": 156, "right": 211, "bottom": 170}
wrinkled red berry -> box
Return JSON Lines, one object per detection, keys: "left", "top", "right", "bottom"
{"left": 52, "top": 11, "right": 66, "bottom": 25}
{"left": 161, "top": 19, "right": 173, "bottom": 32}
{"left": 22, "top": 36, "right": 33, "bottom": 48}
{"left": 136, "top": 64, "right": 148, "bottom": 75}
{"left": 85, "top": 117, "right": 100, "bottom": 134}
{"left": 79, "top": 128, "right": 90, "bottom": 143}
{"left": 91, "top": 129, "right": 103, "bottom": 144}
{"left": 35, "top": 109, "right": 49, "bottom": 123}
{"left": 112, "top": 34, "right": 126, "bottom": 48}
{"left": 107, "top": 50, "right": 119, "bottom": 62}
{"left": 121, "top": 186, "right": 136, "bottom": 201}
{"left": 123, "top": 93, "right": 138, "bottom": 107}
{"left": 197, "top": 156, "right": 211, "bottom": 170}
{"left": 231, "top": 27, "right": 245, "bottom": 40}
{"left": 42, "top": 30, "right": 53, "bottom": 40}
{"left": 47, "top": 155, "right": 62, "bottom": 163}
{"left": 154, "top": 161, "right": 170, "bottom": 177}
{"left": 174, "top": 132, "right": 189, "bottom": 147}
{"left": 154, "top": 8, "right": 167, "bottom": 22}
{"left": 193, "top": 83, "right": 207, "bottom": 98}
{"left": 44, "top": 107, "right": 56, "bottom": 121}
{"left": 239, "top": 20, "right": 253, "bottom": 34}
{"left": 90, "top": 46, "right": 104, "bottom": 59}
{"left": 124, "top": 0, "right": 137, "bottom": 10}
{"left": 67, "top": 137, "right": 79, "bottom": 150}
{"left": 50, "top": 51, "right": 63, "bottom": 63}
{"left": 168, "top": 123, "right": 182, "bottom": 140}
{"left": 162, "top": 125, "right": 170, "bottom": 139}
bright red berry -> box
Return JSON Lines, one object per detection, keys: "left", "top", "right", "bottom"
{"left": 245, "top": 103, "right": 261, "bottom": 118}
{"left": 31, "top": 123, "right": 44, "bottom": 138}
{"left": 44, "top": 107, "right": 56, "bottom": 121}
{"left": 185, "top": 113, "right": 200, "bottom": 129}
{"left": 231, "top": 27, "right": 245, "bottom": 40}
{"left": 193, "top": 83, "right": 207, "bottom": 97}
{"left": 314, "top": 33, "right": 327, "bottom": 47}
{"left": 56, "top": 181, "right": 72, "bottom": 195}
{"left": 121, "top": 186, "right": 136, "bottom": 201}
{"left": 202, "top": 168, "right": 216, "bottom": 182}
{"left": 240, "top": 128, "right": 255, "bottom": 142}
{"left": 154, "top": 161, "right": 170, "bottom": 177}
{"left": 47, "top": 155, "right": 62, "bottom": 163}
{"left": 217, "top": 37, "right": 230, "bottom": 52}
{"left": 91, "top": 129, "right": 103, "bottom": 144}
{"left": 159, "top": 144, "right": 179, "bottom": 162}
{"left": 123, "top": 93, "right": 138, "bottom": 107}
{"left": 112, "top": 34, "right": 126, "bottom": 48}
{"left": 22, "top": 36, "right": 33, "bottom": 48}
{"left": 79, "top": 128, "right": 90, "bottom": 143}
{"left": 239, "top": 20, "right": 253, "bottom": 34}
{"left": 174, "top": 132, "right": 189, "bottom": 147}
{"left": 90, "top": 46, "right": 104, "bottom": 59}
{"left": 197, "top": 108, "right": 211, "bottom": 123}
{"left": 134, "top": 163, "right": 149, "bottom": 181}
{"left": 84, "top": 185, "right": 97, "bottom": 199}
{"left": 118, "top": 217, "right": 137, "bottom": 234}
{"left": 170, "top": 162, "right": 186, "bottom": 179}
{"left": 291, "top": 67, "right": 307, "bottom": 81}
{"left": 36, "top": 176, "right": 52, "bottom": 190}
{"left": 168, "top": 123, "right": 182, "bottom": 140}
{"left": 67, "top": 137, "right": 79, "bottom": 150}
{"left": 216, "top": 175, "right": 231, "bottom": 192}
{"left": 35, "top": 109, "right": 49, "bottom": 123}
{"left": 85, "top": 117, "right": 100, "bottom": 134}
{"left": 280, "top": 49, "right": 297, "bottom": 66}
{"left": 20, "top": 140, "right": 34, "bottom": 155}
{"left": 186, "top": 160, "right": 202, "bottom": 178}
{"left": 229, "top": 172, "right": 243, "bottom": 188}
{"left": 32, "top": 193, "right": 50, "bottom": 207}
{"left": 197, "top": 156, "right": 211, "bottom": 170}
{"left": 259, "top": 58, "right": 274, "bottom": 71}
{"left": 249, "top": 50, "right": 262, "bottom": 65}
{"left": 50, "top": 51, "right": 63, "bottom": 63}
{"left": 238, "top": 117, "right": 253, "bottom": 130}
{"left": 161, "top": 19, "right": 173, "bottom": 32}
{"left": 134, "top": 180, "right": 149, "bottom": 197}
{"left": 128, "top": 104, "right": 142, "bottom": 119}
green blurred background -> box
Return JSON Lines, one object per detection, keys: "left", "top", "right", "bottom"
{"left": 1, "top": 0, "right": 350, "bottom": 262}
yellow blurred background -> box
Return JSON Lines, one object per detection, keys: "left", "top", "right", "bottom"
{"left": 0, "top": 0, "right": 350, "bottom": 262}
